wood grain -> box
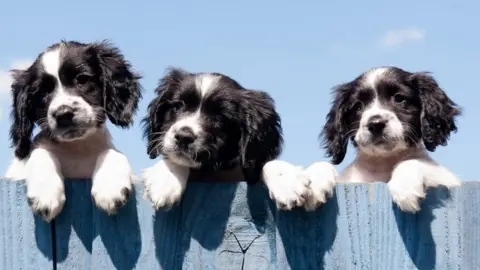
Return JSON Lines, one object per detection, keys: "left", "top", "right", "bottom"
{"left": 1, "top": 179, "right": 479, "bottom": 269}
{"left": 0, "top": 180, "right": 53, "bottom": 270}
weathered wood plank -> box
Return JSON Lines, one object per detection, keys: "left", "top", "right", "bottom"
{"left": 137, "top": 182, "right": 270, "bottom": 270}
{"left": 0, "top": 179, "right": 53, "bottom": 270}
{"left": 461, "top": 182, "right": 480, "bottom": 269}
{"left": 1, "top": 179, "right": 479, "bottom": 269}
{"left": 54, "top": 180, "right": 94, "bottom": 269}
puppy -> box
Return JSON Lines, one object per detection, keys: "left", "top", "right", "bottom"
{"left": 141, "top": 68, "right": 329, "bottom": 210}
{"left": 4, "top": 40, "right": 142, "bottom": 222}
{"left": 321, "top": 66, "right": 461, "bottom": 213}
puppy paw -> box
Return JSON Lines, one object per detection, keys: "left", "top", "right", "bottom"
{"left": 26, "top": 172, "right": 66, "bottom": 223}
{"left": 142, "top": 161, "right": 188, "bottom": 210}
{"left": 425, "top": 166, "right": 461, "bottom": 189}
{"left": 388, "top": 162, "right": 425, "bottom": 213}
{"left": 91, "top": 172, "right": 132, "bottom": 215}
{"left": 262, "top": 160, "right": 311, "bottom": 210}
{"left": 389, "top": 182, "right": 425, "bottom": 213}
{"left": 302, "top": 162, "right": 337, "bottom": 211}
{"left": 92, "top": 151, "right": 133, "bottom": 214}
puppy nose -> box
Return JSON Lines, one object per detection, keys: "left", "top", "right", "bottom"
{"left": 367, "top": 115, "right": 387, "bottom": 136}
{"left": 174, "top": 127, "right": 196, "bottom": 146}
{"left": 53, "top": 105, "right": 75, "bottom": 127}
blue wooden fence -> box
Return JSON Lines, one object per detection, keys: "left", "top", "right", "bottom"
{"left": 0, "top": 179, "right": 479, "bottom": 270}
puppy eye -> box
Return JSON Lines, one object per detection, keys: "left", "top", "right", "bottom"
{"left": 393, "top": 94, "right": 407, "bottom": 104}
{"left": 75, "top": 74, "right": 91, "bottom": 85}
{"left": 352, "top": 102, "right": 364, "bottom": 112}
{"left": 171, "top": 101, "right": 185, "bottom": 111}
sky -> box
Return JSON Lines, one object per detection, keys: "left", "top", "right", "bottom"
{"left": 0, "top": 1, "right": 479, "bottom": 181}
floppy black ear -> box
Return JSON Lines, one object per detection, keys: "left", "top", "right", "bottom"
{"left": 9, "top": 69, "right": 35, "bottom": 159}
{"left": 238, "top": 90, "right": 283, "bottom": 184}
{"left": 142, "top": 96, "right": 167, "bottom": 159}
{"left": 141, "top": 68, "right": 186, "bottom": 159}
{"left": 409, "top": 72, "right": 461, "bottom": 152}
{"left": 90, "top": 40, "right": 142, "bottom": 128}
{"left": 320, "top": 83, "right": 352, "bottom": 164}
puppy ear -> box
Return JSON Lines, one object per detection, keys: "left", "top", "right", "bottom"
{"left": 409, "top": 72, "right": 461, "bottom": 151}
{"left": 9, "top": 69, "right": 34, "bottom": 159}
{"left": 238, "top": 90, "right": 283, "bottom": 183}
{"left": 320, "top": 84, "right": 351, "bottom": 164}
{"left": 142, "top": 68, "right": 186, "bottom": 159}
{"left": 90, "top": 40, "right": 142, "bottom": 128}
{"left": 142, "top": 96, "right": 166, "bottom": 159}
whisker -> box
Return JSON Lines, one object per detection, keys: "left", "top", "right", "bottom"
{"left": 147, "top": 142, "right": 163, "bottom": 156}
{"left": 205, "top": 148, "right": 211, "bottom": 160}
{"left": 344, "top": 128, "right": 358, "bottom": 138}
{"left": 347, "top": 121, "right": 361, "bottom": 129}
{"left": 147, "top": 136, "right": 167, "bottom": 149}
{"left": 148, "top": 131, "right": 167, "bottom": 138}
{"left": 98, "top": 107, "right": 121, "bottom": 123}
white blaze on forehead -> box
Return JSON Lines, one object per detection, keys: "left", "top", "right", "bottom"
{"left": 168, "top": 74, "right": 220, "bottom": 137}
{"left": 364, "top": 67, "right": 388, "bottom": 90}
{"left": 41, "top": 45, "right": 95, "bottom": 131}
{"left": 195, "top": 74, "right": 220, "bottom": 97}
{"left": 162, "top": 74, "right": 222, "bottom": 162}
{"left": 41, "top": 47, "right": 70, "bottom": 111}
{"left": 41, "top": 48, "right": 62, "bottom": 79}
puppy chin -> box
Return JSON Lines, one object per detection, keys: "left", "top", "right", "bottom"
{"left": 355, "top": 136, "right": 408, "bottom": 157}
{"left": 52, "top": 126, "right": 99, "bottom": 142}
{"left": 165, "top": 152, "right": 202, "bottom": 168}
{"left": 357, "top": 144, "right": 408, "bottom": 157}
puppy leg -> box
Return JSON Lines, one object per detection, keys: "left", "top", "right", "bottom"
{"left": 262, "top": 160, "right": 311, "bottom": 210}
{"left": 421, "top": 161, "right": 461, "bottom": 189}
{"left": 389, "top": 159, "right": 460, "bottom": 213}
{"left": 302, "top": 162, "right": 337, "bottom": 211}
{"left": 92, "top": 149, "right": 133, "bottom": 214}
{"left": 142, "top": 159, "right": 189, "bottom": 210}
{"left": 24, "top": 148, "right": 66, "bottom": 222}
{"left": 388, "top": 159, "right": 426, "bottom": 213}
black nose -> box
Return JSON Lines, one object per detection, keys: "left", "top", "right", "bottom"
{"left": 53, "top": 105, "right": 75, "bottom": 128}
{"left": 174, "top": 126, "right": 196, "bottom": 147}
{"left": 367, "top": 115, "right": 387, "bottom": 136}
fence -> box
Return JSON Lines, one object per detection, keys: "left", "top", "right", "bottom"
{"left": 0, "top": 179, "right": 479, "bottom": 270}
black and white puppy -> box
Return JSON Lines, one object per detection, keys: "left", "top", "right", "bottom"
{"left": 4, "top": 40, "right": 142, "bottom": 222}
{"left": 141, "top": 68, "right": 329, "bottom": 210}
{"left": 321, "top": 66, "right": 461, "bottom": 212}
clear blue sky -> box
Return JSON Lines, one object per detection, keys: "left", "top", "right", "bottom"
{"left": 0, "top": 1, "right": 478, "bottom": 180}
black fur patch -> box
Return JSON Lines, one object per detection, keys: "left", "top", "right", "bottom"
{"left": 142, "top": 68, "right": 283, "bottom": 184}
{"left": 321, "top": 67, "right": 461, "bottom": 164}
{"left": 9, "top": 40, "right": 142, "bottom": 159}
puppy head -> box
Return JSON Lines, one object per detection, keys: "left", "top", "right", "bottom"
{"left": 321, "top": 66, "right": 461, "bottom": 164}
{"left": 142, "top": 68, "right": 283, "bottom": 171}
{"left": 9, "top": 40, "right": 142, "bottom": 159}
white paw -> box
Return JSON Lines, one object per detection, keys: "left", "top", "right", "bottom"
{"left": 388, "top": 161, "right": 425, "bottom": 213}
{"left": 302, "top": 162, "right": 337, "bottom": 211}
{"left": 23, "top": 149, "right": 65, "bottom": 222}
{"left": 424, "top": 166, "right": 461, "bottom": 189}
{"left": 92, "top": 150, "right": 133, "bottom": 214}
{"left": 26, "top": 171, "right": 66, "bottom": 223}
{"left": 91, "top": 172, "right": 132, "bottom": 215}
{"left": 262, "top": 160, "right": 311, "bottom": 210}
{"left": 142, "top": 160, "right": 188, "bottom": 210}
